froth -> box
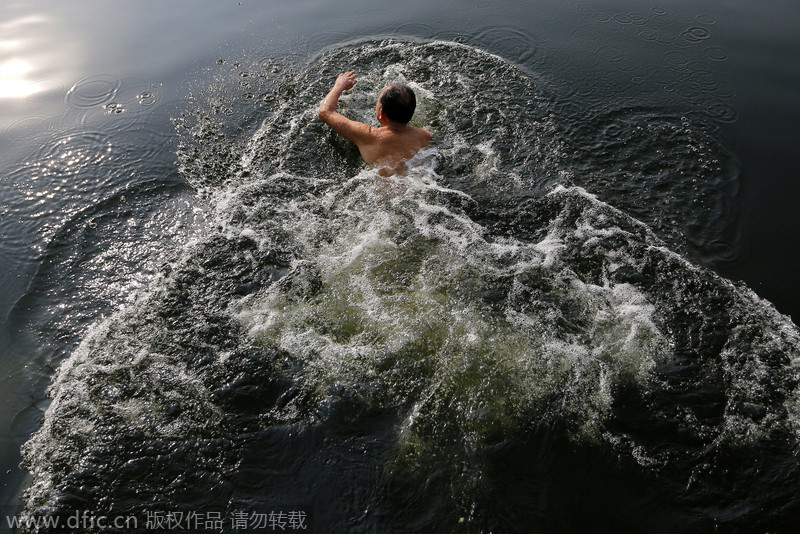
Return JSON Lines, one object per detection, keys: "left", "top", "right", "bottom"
{"left": 234, "top": 169, "right": 671, "bottom": 452}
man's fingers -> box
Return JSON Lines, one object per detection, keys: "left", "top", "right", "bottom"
{"left": 335, "top": 71, "right": 356, "bottom": 90}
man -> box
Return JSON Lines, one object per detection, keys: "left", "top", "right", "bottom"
{"left": 318, "top": 71, "right": 432, "bottom": 177}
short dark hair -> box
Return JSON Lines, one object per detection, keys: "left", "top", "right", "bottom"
{"left": 379, "top": 84, "right": 416, "bottom": 124}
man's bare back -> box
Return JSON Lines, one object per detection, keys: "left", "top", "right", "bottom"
{"left": 318, "top": 71, "right": 432, "bottom": 177}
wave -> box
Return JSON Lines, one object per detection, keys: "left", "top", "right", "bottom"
{"left": 20, "top": 39, "right": 800, "bottom": 532}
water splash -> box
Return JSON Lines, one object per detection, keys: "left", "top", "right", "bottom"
{"left": 19, "top": 39, "right": 800, "bottom": 532}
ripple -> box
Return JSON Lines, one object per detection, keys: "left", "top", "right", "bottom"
{"left": 78, "top": 105, "right": 142, "bottom": 132}
{"left": 628, "top": 12, "right": 647, "bottom": 25}
{"left": 714, "top": 81, "right": 736, "bottom": 99}
{"left": 560, "top": 107, "right": 741, "bottom": 256}
{"left": 650, "top": 7, "right": 667, "bottom": 16}
{"left": 645, "top": 64, "right": 681, "bottom": 86}
{"left": 639, "top": 29, "right": 675, "bottom": 46}
{"left": 570, "top": 25, "right": 602, "bottom": 43}
{"left": 592, "top": 12, "right": 611, "bottom": 23}
{"left": 73, "top": 81, "right": 165, "bottom": 132}
{"left": 472, "top": 25, "right": 547, "bottom": 66}
{"left": 113, "top": 119, "right": 176, "bottom": 162}
{"left": 117, "top": 80, "right": 164, "bottom": 108}
{"left": 22, "top": 79, "right": 68, "bottom": 103}
{"left": 681, "top": 26, "right": 711, "bottom": 44}
{"left": 9, "top": 402, "right": 48, "bottom": 440}
{"left": 394, "top": 22, "right": 438, "bottom": 37}
{"left": 681, "top": 63, "right": 728, "bottom": 95}
{"left": 703, "top": 238, "right": 739, "bottom": 262}
{"left": 596, "top": 45, "right": 625, "bottom": 63}
{"left": 65, "top": 74, "right": 122, "bottom": 109}
{"left": 553, "top": 97, "right": 587, "bottom": 124}
{"left": 4, "top": 115, "right": 50, "bottom": 143}
{"left": 701, "top": 100, "right": 739, "bottom": 123}
{"left": 137, "top": 90, "right": 159, "bottom": 107}
{"left": 696, "top": 14, "right": 717, "bottom": 25}
{"left": 639, "top": 29, "right": 658, "bottom": 42}
{"left": 568, "top": 0, "right": 592, "bottom": 15}
{"left": 32, "top": 130, "right": 114, "bottom": 180}
{"left": 662, "top": 50, "right": 690, "bottom": 66}
{"left": 612, "top": 13, "right": 633, "bottom": 25}
{"left": 8, "top": 178, "right": 200, "bottom": 356}
{"left": 704, "top": 46, "right": 729, "bottom": 62}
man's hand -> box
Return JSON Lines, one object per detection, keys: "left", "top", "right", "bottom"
{"left": 334, "top": 71, "right": 357, "bottom": 91}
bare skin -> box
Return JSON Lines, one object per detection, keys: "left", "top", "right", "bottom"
{"left": 318, "top": 71, "right": 432, "bottom": 177}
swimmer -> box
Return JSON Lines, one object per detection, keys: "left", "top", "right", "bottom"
{"left": 319, "top": 71, "right": 432, "bottom": 177}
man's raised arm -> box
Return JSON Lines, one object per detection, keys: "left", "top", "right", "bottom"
{"left": 318, "top": 71, "right": 373, "bottom": 145}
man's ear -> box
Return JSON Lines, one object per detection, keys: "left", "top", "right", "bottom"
{"left": 377, "top": 106, "right": 389, "bottom": 126}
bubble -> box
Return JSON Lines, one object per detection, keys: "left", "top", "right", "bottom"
{"left": 104, "top": 102, "right": 125, "bottom": 114}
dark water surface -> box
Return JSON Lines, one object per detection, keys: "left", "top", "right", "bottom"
{"left": 2, "top": 1, "right": 799, "bottom": 532}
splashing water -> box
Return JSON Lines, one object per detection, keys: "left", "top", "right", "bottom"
{"left": 20, "top": 39, "right": 800, "bottom": 532}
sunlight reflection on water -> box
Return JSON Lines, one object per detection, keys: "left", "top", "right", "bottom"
{"left": 0, "top": 11, "right": 78, "bottom": 126}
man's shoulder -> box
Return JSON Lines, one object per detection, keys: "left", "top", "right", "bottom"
{"left": 420, "top": 125, "right": 432, "bottom": 136}
{"left": 413, "top": 126, "right": 432, "bottom": 144}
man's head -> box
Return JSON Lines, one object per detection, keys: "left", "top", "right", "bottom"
{"left": 377, "top": 84, "right": 416, "bottom": 124}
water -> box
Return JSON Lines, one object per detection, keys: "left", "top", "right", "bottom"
{"left": 2, "top": 1, "right": 800, "bottom": 532}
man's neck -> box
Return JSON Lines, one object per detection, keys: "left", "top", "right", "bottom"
{"left": 382, "top": 120, "right": 408, "bottom": 132}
